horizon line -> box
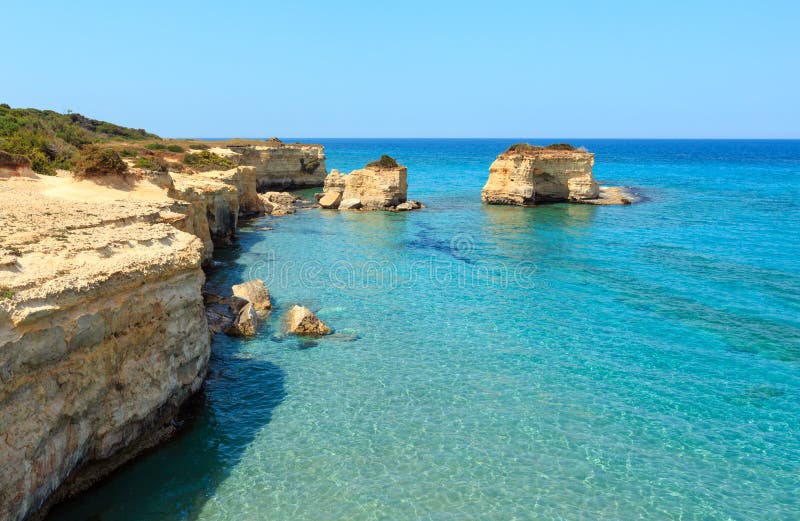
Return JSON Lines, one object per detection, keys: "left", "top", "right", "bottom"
{"left": 175, "top": 136, "right": 800, "bottom": 141}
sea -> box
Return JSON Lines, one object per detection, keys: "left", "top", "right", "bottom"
{"left": 50, "top": 139, "right": 800, "bottom": 520}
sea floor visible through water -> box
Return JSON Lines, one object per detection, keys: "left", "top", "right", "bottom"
{"left": 50, "top": 139, "right": 800, "bottom": 520}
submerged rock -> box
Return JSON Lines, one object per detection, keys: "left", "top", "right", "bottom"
{"left": 232, "top": 279, "right": 272, "bottom": 312}
{"left": 285, "top": 305, "right": 331, "bottom": 336}
{"left": 576, "top": 185, "right": 640, "bottom": 205}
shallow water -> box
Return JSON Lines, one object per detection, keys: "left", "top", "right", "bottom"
{"left": 51, "top": 139, "right": 800, "bottom": 520}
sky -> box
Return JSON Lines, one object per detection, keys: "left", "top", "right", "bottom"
{"left": 4, "top": 0, "right": 799, "bottom": 138}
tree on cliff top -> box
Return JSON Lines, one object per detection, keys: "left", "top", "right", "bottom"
{"left": 366, "top": 155, "right": 399, "bottom": 169}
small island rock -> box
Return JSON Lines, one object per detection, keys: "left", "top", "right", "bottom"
{"left": 286, "top": 305, "right": 331, "bottom": 336}
{"left": 320, "top": 156, "right": 423, "bottom": 211}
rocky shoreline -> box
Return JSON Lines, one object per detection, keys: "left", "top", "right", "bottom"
{"left": 0, "top": 142, "right": 327, "bottom": 521}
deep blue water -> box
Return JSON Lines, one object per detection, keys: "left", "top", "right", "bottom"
{"left": 51, "top": 139, "right": 800, "bottom": 520}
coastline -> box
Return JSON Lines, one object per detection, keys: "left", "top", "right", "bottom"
{"left": 0, "top": 142, "right": 325, "bottom": 521}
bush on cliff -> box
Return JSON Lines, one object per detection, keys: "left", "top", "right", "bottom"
{"left": 366, "top": 155, "right": 399, "bottom": 169}
{"left": 134, "top": 156, "right": 168, "bottom": 172}
{"left": 182, "top": 150, "right": 236, "bottom": 171}
{"left": 74, "top": 146, "right": 128, "bottom": 177}
{"left": 506, "top": 143, "right": 578, "bottom": 154}
{"left": 0, "top": 286, "right": 14, "bottom": 300}
{"left": 0, "top": 104, "right": 158, "bottom": 175}
{"left": 145, "top": 142, "right": 167, "bottom": 150}
{"left": 166, "top": 144, "right": 184, "bottom": 153}
{"left": 545, "top": 143, "right": 577, "bottom": 151}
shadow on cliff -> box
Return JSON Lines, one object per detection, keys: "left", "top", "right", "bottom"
{"left": 45, "top": 337, "right": 287, "bottom": 521}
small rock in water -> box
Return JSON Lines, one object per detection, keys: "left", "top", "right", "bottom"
{"left": 232, "top": 279, "right": 272, "bottom": 312}
{"left": 226, "top": 302, "right": 258, "bottom": 337}
{"left": 319, "top": 191, "right": 342, "bottom": 209}
{"left": 339, "top": 198, "right": 362, "bottom": 210}
{"left": 285, "top": 305, "right": 331, "bottom": 336}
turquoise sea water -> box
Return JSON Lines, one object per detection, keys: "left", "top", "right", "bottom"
{"left": 51, "top": 140, "right": 800, "bottom": 520}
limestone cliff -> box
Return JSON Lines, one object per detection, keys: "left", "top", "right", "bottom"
{"left": 0, "top": 175, "right": 210, "bottom": 521}
{"left": 223, "top": 143, "right": 327, "bottom": 190}
{"left": 481, "top": 144, "right": 600, "bottom": 205}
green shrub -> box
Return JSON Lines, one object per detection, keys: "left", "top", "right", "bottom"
{"left": 506, "top": 143, "right": 542, "bottom": 153}
{"left": 134, "top": 156, "right": 168, "bottom": 172}
{"left": 119, "top": 148, "right": 140, "bottom": 157}
{"left": 188, "top": 143, "right": 209, "bottom": 150}
{"left": 145, "top": 142, "right": 167, "bottom": 150}
{"left": 166, "top": 144, "right": 184, "bottom": 153}
{"left": 366, "top": 155, "right": 399, "bottom": 169}
{"left": 0, "top": 286, "right": 13, "bottom": 300}
{"left": 545, "top": 143, "right": 577, "bottom": 151}
{"left": 74, "top": 146, "right": 128, "bottom": 176}
{"left": 0, "top": 130, "right": 61, "bottom": 175}
{"left": 182, "top": 150, "right": 236, "bottom": 171}
{"left": 506, "top": 143, "right": 578, "bottom": 154}
{"left": 0, "top": 105, "right": 159, "bottom": 175}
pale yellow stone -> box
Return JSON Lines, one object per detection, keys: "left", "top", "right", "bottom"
{"left": 285, "top": 305, "right": 330, "bottom": 336}
{"left": 481, "top": 146, "right": 599, "bottom": 205}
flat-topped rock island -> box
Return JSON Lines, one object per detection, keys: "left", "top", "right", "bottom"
{"left": 481, "top": 143, "right": 638, "bottom": 206}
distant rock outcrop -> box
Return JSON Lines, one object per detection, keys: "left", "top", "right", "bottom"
{"left": 482, "top": 143, "right": 638, "bottom": 206}
{"left": 319, "top": 157, "right": 422, "bottom": 211}
{"left": 224, "top": 142, "right": 327, "bottom": 190}
{"left": 482, "top": 144, "right": 598, "bottom": 205}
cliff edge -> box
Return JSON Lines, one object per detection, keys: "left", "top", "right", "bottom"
{"left": 0, "top": 174, "right": 210, "bottom": 521}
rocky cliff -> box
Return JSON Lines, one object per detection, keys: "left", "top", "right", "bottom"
{"left": 223, "top": 143, "right": 327, "bottom": 190}
{"left": 0, "top": 174, "right": 210, "bottom": 521}
{"left": 0, "top": 151, "right": 294, "bottom": 519}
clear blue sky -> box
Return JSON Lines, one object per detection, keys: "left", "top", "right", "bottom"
{"left": 4, "top": 1, "right": 799, "bottom": 138}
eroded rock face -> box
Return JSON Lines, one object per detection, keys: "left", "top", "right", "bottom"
{"left": 226, "top": 143, "right": 327, "bottom": 190}
{"left": 0, "top": 151, "right": 35, "bottom": 178}
{"left": 481, "top": 145, "right": 599, "bottom": 205}
{"left": 322, "top": 162, "right": 415, "bottom": 211}
{"left": 343, "top": 165, "right": 408, "bottom": 209}
{"left": 0, "top": 175, "right": 210, "bottom": 521}
{"left": 285, "top": 305, "right": 330, "bottom": 336}
{"left": 171, "top": 172, "right": 240, "bottom": 249}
